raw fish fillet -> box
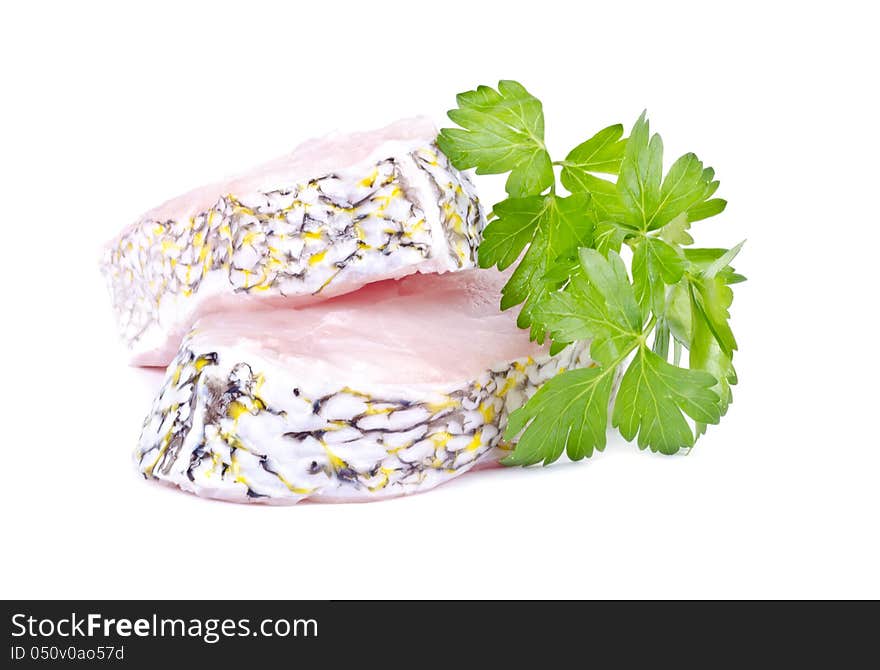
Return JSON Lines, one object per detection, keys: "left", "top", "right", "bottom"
{"left": 136, "top": 269, "right": 592, "bottom": 503}
{"left": 101, "top": 118, "right": 484, "bottom": 365}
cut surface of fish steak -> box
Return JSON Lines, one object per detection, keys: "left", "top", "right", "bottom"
{"left": 101, "top": 117, "right": 484, "bottom": 366}
{"left": 136, "top": 270, "right": 593, "bottom": 504}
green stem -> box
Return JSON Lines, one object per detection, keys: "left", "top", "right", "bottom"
{"left": 640, "top": 315, "right": 658, "bottom": 344}
{"left": 591, "top": 315, "right": 657, "bottom": 378}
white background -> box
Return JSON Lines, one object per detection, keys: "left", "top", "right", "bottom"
{"left": 1, "top": 1, "right": 877, "bottom": 599}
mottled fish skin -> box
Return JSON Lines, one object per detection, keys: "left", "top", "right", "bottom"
{"left": 135, "top": 338, "right": 593, "bottom": 504}
{"left": 101, "top": 136, "right": 483, "bottom": 365}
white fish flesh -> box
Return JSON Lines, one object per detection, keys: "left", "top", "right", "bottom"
{"left": 135, "top": 269, "right": 592, "bottom": 503}
{"left": 101, "top": 118, "right": 484, "bottom": 365}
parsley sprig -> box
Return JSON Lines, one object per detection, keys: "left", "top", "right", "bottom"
{"left": 438, "top": 80, "right": 744, "bottom": 464}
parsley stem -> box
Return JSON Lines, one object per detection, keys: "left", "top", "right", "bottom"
{"left": 640, "top": 315, "right": 658, "bottom": 344}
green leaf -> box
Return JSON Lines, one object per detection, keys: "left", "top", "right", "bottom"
{"left": 533, "top": 291, "right": 595, "bottom": 345}
{"left": 703, "top": 240, "right": 745, "bottom": 279}
{"left": 486, "top": 193, "right": 594, "bottom": 338}
{"left": 438, "top": 80, "right": 553, "bottom": 197}
{"left": 560, "top": 123, "right": 627, "bottom": 182}
{"left": 665, "top": 281, "right": 692, "bottom": 347}
{"left": 688, "top": 198, "right": 727, "bottom": 222}
{"left": 593, "top": 220, "right": 630, "bottom": 255}
{"left": 669, "top": 242, "right": 742, "bottom": 360}
{"left": 506, "top": 149, "right": 554, "bottom": 199}
{"left": 617, "top": 112, "right": 723, "bottom": 231}
{"left": 503, "top": 366, "right": 615, "bottom": 465}
{"left": 569, "top": 173, "right": 627, "bottom": 223}
{"left": 578, "top": 249, "right": 643, "bottom": 332}
{"left": 683, "top": 247, "right": 731, "bottom": 267}
{"left": 478, "top": 196, "right": 546, "bottom": 270}
{"left": 649, "top": 153, "right": 714, "bottom": 230}
{"left": 690, "top": 311, "right": 737, "bottom": 423}
{"left": 541, "top": 255, "right": 581, "bottom": 285}
{"left": 612, "top": 347, "right": 721, "bottom": 454}
{"left": 618, "top": 111, "right": 663, "bottom": 231}
{"left": 572, "top": 249, "right": 643, "bottom": 364}
{"left": 684, "top": 242, "right": 745, "bottom": 296}
{"left": 500, "top": 226, "right": 552, "bottom": 340}
{"left": 559, "top": 126, "right": 629, "bottom": 224}
{"left": 546, "top": 193, "right": 596, "bottom": 259}
{"left": 689, "top": 275, "right": 738, "bottom": 357}
{"left": 690, "top": 271, "right": 738, "bottom": 437}
{"left": 632, "top": 237, "right": 685, "bottom": 315}
{"left": 534, "top": 248, "right": 644, "bottom": 363}
{"left": 658, "top": 213, "right": 694, "bottom": 246}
